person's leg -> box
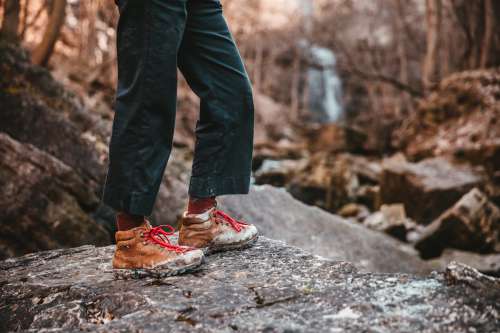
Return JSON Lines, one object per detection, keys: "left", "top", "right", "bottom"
{"left": 104, "top": 0, "right": 204, "bottom": 275}
{"left": 103, "top": 0, "right": 187, "bottom": 222}
{"left": 179, "top": 0, "right": 254, "bottom": 201}
{"left": 177, "top": 0, "right": 258, "bottom": 251}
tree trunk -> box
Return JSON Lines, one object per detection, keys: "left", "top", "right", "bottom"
{"left": 393, "top": 0, "right": 412, "bottom": 115}
{"left": 31, "top": 0, "right": 67, "bottom": 66}
{"left": 290, "top": 50, "right": 301, "bottom": 119}
{"left": 19, "top": 0, "right": 31, "bottom": 40}
{"left": 422, "top": 0, "right": 442, "bottom": 90}
{"left": 466, "top": 2, "right": 482, "bottom": 69}
{"left": 479, "top": 0, "right": 494, "bottom": 68}
{"left": 1, "top": 0, "right": 21, "bottom": 42}
{"left": 394, "top": 0, "right": 409, "bottom": 86}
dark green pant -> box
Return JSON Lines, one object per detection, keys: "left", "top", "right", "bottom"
{"left": 103, "top": 0, "right": 254, "bottom": 216}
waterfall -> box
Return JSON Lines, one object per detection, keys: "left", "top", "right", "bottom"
{"left": 300, "top": 0, "right": 344, "bottom": 123}
{"left": 307, "top": 46, "right": 344, "bottom": 122}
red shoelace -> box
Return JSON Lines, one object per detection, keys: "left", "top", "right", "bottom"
{"left": 144, "top": 224, "right": 191, "bottom": 253}
{"left": 213, "top": 209, "right": 248, "bottom": 232}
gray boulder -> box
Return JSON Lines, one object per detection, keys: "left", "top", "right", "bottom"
{"left": 0, "top": 42, "right": 193, "bottom": 237}
{"left": 0, "top": 133, "right": 110, "bottom": 259}
{"left": 428, "top": 249, "right": 500, "bottom": 277}
{"left": 219, "top": 185, "right": 431, "bottom": 274}
{"left": 1, "top": 238, "right": 499, "bottom": 332}
{"left": 0, "top": 43, "right": 107, "bottom": 185}
{"left": 380, "top": 156, "right": 484, "bottom": 223}
{"left": 415, "top": 188, "right": 500, "bottom": 259}
{"left": 287, "top": 152, "right": 381, "bottom": 212}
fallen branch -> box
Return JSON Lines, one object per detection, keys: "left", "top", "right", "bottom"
{"left": 347, "top": 67, "right": 424, "bottom": 97}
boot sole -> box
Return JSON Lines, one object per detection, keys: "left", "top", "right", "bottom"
{"left": 203, "top": 234, "right": 259, "bottom": 255}
{"left": 113, "top": 257, "right": 204, "bottom": 280}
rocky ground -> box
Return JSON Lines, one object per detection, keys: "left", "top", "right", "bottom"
{"left": 1, "top": 237, "right": 499, "bottom": 332}
{"left": 1, "top": 38, "right": 499, "bottom": 273}
{"left": 1, "top": 40, "right": 500, "bottom": 331}
{"left": 0, "top": 42, "right": 193, "bottom": 258}
{"left": 220, "top": 186, "right": 431, "bottom": 274}
{"left": 253, "top": 70, "right": 500, "bottom": 276}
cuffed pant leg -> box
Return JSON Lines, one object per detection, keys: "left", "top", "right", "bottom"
{"left": 102, "top": 0, "right": 187, "bottom": 215}
{"left": 178, "top": 0, "right": 254, "bottom": 198}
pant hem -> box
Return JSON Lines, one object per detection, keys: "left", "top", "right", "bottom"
{"left": 102, "top": 187, "right": 156, "bottom": 216}
{"left": 188, "top": 174, "right": 251, "bottom": 198}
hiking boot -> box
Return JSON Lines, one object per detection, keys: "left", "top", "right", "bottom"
{"left": 178, "top": 206, "right": 258, "bottom": 254}
{"left": 113, "top": 221, "right": 204, "bottom": 279}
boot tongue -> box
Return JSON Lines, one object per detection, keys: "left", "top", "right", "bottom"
{"left": 141, "top": 220, "right": 153, "bottom": 230}
{"left": 183, "top": 207, "right": 214, "bottom": 222}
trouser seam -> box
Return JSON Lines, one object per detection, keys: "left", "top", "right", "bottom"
{"left": 129, "top": 0, "right": 153, "bottom": 193}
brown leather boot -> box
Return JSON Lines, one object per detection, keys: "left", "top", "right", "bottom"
{"left": 113, "top": 221, "right": 204, "bottom": 279}
{"left": 178, "top": 206, "right": 258, "bottom": 254}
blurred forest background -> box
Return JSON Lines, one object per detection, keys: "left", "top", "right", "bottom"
{"left": 0, "top": 0, "right": 499, "bottom": 275}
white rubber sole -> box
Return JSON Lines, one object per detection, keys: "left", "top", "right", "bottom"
{"left": 203, "top": 235, "right": 259, "bottom": 255}
{"left": 113, "top": 257, "right": 204, "bottom": 280}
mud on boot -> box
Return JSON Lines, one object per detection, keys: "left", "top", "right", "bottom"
{"left": 113, "top": 222, "right": 204, "bottom": 279}
{"left": 178, "top": 206, "right": 258, "bottom": 254}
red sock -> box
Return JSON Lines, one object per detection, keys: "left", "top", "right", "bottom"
{"left": 116, "top": 212, "right": 145, "bottom": 231}
{"left": 187, "top": 196, "right": 216, "bottom": 214}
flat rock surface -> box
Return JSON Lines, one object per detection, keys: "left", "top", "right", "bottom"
{"left": 220, "top": 185, "right": 431, "bottom": 274}
{"left": 1, "top": 238, "right": 499, "bottom": 332}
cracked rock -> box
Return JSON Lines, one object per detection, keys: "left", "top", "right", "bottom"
{"left": 1, "top": 237, "right": 499, "bottom": 332}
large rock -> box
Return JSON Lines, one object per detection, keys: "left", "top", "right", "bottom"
{"left": 444, "top": 261, "right": 500, "bottom": 290}
{"left": 0, "top": 133, "right": 110, "bottom": 259}
{"left": 0, "top": 42, "right": 116, "bottom": 239}
{"left": 253, "top": 93, "right": 291, "bottom": 143}
{"left": 362, "top": 204, "right": 421, "bottom": 242}
{"left": 0, "top": 43, "right": 107, "bottom": 184}
{"left": 0, "top": 42, "right": 193, "bottom": 237}
{"left": 254, "top": 158, "right": 307, "bottom": 187}
{"left": 394, "top": 69, "right": 500, "bottom": 172}
{"left": 429, "top": 250, "right": 500, "bottom": 277}
{"left": 220, "top": 185, "right": 431, "bottom": 274}
{"left": 415, "top": 188, "right": 500, "bottom": 259}
{"left": 287, "top": 152, "right": 381, "bottom": 212}
{"left": 1, "top": 238, "right": 499, "bottom": 332}
{"left": 380, "top": 156, "right": 484, "bottom": 223}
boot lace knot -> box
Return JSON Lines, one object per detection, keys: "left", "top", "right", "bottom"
{"left": 145, "top": 225, "right": 192, "bottom": 253}
{"left": 212, "top": 209, "right": 248, "bottom": 232}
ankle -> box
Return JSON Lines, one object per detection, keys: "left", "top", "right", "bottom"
{"left": 187, "top": 196, "right": 216, "bottom": 215}
{"left": 116, "top": 212, "right": 145, "bottom": 231}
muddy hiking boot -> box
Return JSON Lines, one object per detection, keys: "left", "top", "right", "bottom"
{"left": 113, "top": 221, "right": 204, "bottom": 279}
{"left": 179, "top": 205, "right": 258, "bottom": 254}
